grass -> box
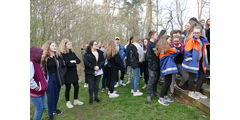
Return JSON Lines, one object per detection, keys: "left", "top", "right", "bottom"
{"left": 30, "top": 75, "right": 209, "bottom": 120}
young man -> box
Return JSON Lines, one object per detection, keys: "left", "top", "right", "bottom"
{"left": 114, "top": 37, "right": 128, "bottom": 87}
{"left": 146, "top": 31, "right": 160, "bottom": 102}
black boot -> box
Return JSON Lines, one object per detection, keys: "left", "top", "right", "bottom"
{"left": 95, "top": 98, "right": 100, "bottom": 103}
{"left": 89, "top": 99, "right": 93, "bottom": 104}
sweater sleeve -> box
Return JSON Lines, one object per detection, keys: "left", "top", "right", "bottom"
{"left": 30, "top": 62, "right": 39, "bottom": 90}
{"left": 73, "top": 52, "right": 81, "bottom": 64}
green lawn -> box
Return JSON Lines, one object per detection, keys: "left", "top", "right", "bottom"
{"left": 30, "top": 76, "right": 209, "bottom": 120}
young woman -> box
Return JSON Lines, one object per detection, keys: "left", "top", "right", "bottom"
{"left": 169, "top": 35, "right": 189, "bottom": 97}
{"left": 126, "top": 36, "right": 144, "bottom": 96}
{"left": 141, "top": 38, "right": 149, "bottom": 89}
{"left": 125, "top": 37, "right": 134, "bottom": 85}
{"left": 182, "top": 26, "right": 209, "bottom": 100}
{"left": 100, "top": 41, "right": 109, "bottom": 91}
{"left": 81, "top": 44, "right": 89, "bottom": 88}
{"left": 84, "top": 41, "right": 105, "bottom": 104}
{"left": 155, "top": 35, "right": 179, "bottom": 106}
{"left": 41, "top": 41, "right": 65, "bottom": 120}
{"left": 30, "top": 46, "right": 48, "bottom": 120}
{"left": 59, "top": 39, "right": 83, "bottom": 109}
{"left": 105, "top": 40, "right": 125, "bottom": 98}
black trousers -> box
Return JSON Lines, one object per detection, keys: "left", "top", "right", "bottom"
{"left": 65, "top": 82, "right": 79, "bottom": 101}
{"left": 87, "top": 74, "right": 101, "bottom": 100}
{"left": 85, "top": 72, "right": 88, "bottom": 84}
{"left": 147, "top": 68, "right": 160, "bottom": 96}
{"left": 142, "top": 61, "right": 149, "bottom": 84}
{"left": 160, "top": 74, "right": 172, "bottom": 98}
{"left": 117, "top": 69, "right": 125, "bottom": 82}
{"left": 108, "top": 69, "right": 118, "bottom": 93}
{"left": 207, "top": 45, "right": 210, "bottom": 65}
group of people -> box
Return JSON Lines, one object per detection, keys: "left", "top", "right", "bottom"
{"left": 30, "top": 17, "right": 210, "bottom": 120}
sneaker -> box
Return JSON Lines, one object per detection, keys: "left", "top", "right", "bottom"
{"left": 73, "top": 99, "right": 84, "bottom": 105}
{"left": 48, "top": 115, "right": 54, "bottom": 120}
{"left": 131, "top": 89, "right": 140, "bottom": 93}
{"left": 114, "top": 82, "right": 119, "bottom": 88}
{"left": 101, "top": 88, "right": 106, "bottom": 92}
{"left": 109, "top": 93, "right": 119, "bottom": 98}
{"left": 120, "top": 80, "right": 126, "bottom": 86}
{"left": 175, "top": 83, "right": 187, "bottom": 91}
{"left": 53, "top": 109, "right": 62, "bottom": 115}
{"left": 133, "top": 91, "right": 143, "bottom": 96}
{"left": 84, "top": 83, "right": 88, "bottom": 88}
{"left": 197, "top": 93, "right": 208, "bottom": 99}
{"left": 170, "top": 92, "right": 176, "bottom": 98}
{"left": 158, "top": 98, "right": 169, "bottom": 106}
{"left": 142, "top": 84, "right": 147, "bottom": 89}
{"left": 147, "top": 96, "right": 152, "bottom": 102}
{"left": 188, "top": 92, "right": 200, "bottom": 100}
{"left": 164, "top": 96, "right": 174, "bottom": 103}
{"left": 89, "top": 99, "right": 93, "bottom": 104}
{"left": 126, "top": 81, "right": 131, "bottom": 84}
{"left": 108, "top": 91, "right": 117, "bottom": 95}
{"left": 66, "top": 101, "right": 74, "bottom": 108}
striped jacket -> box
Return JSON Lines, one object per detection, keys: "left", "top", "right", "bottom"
{"left": 181, "top": 36, "right": 209, "bottom": 74}
{"left": 156, "top": 44, "right": 179, "bottom": 76}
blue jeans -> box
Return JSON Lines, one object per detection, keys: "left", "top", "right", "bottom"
{"left": 132, "top": 68, "right": 140, "bottom": 92}
{"left": 46, "top": 73, "right": 61, "bottom": 116}
{"left": 101, "top": 65, "right": 108, "bottom": 89}
{"left": 31, "top": 95, "right": 46, "bottom": 120}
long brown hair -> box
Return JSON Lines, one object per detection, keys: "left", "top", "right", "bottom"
{"left": 185, "top": 21, "right": 198, "bottom": 43}
{"left": 105, "top": 40, "right": 118, "bottom": 60}
{"left": 41, "top": 41, "right": 59, "bottom": 65}
{"left": 155, "top": 35, "right": 170, "bottom": 54}
{"left": 205, "top": 18, "right": 210, "bottom": 30}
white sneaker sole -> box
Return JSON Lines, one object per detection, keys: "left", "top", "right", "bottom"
{"left": 188, "top": 95, "right": 200, "bottom": 100}
{"left": 109, "top": 95, "right": 119, "bottom": 98}
{"left": 158, "top": 100, "right": 169, "bottom": 106}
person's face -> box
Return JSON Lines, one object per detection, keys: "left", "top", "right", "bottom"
{"left": 207, "top": 19, "right": 210, "bottom": 25}
{"left": 164, "top": 32, "right": 167, "bottom": 36}
{"left": 173, "top": 38, "right": 180, "bottom": 46}
{"left": 92, "top": 42, "right": 98, "bottom": 50}
{"left": 98, "top": 42, "right": 102, "bottom": 49}
{"left": 186, "top": 23, "right": 191, "bottom": 31}
{"left": 66, "top": 42, "right": 72, "bottom": 50}
{"left": 152, "top": 33, "right": 158, "bottom": 41}
{"left": 172, "top": 33, "right": 177, "bottom": 37}
{"left": 115, "top": 39, "right": 120, "bottom": 45}
{"left": 143, "top": 39, "right": 148, "bottom": 46}
{"left": 200, "top": 20, "right": 205, "bottom": 26}
{"left": 193, "top": 29, "right": 202, "bottom": 39}
{"left": 167, "top": 37, "right": 172, "bottom": 44}
{"left": 49, "top": 43, "right": 57, "bottom": 52}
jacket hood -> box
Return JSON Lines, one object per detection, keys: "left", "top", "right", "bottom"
{"left": 30, "top": 46, "right": 43, "bottom": 64}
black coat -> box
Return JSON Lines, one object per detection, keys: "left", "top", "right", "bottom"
{"left": 126, "top": 44, "right": 139, "bottom": 69}
{"left": 84, "top": 49, "right": 105, "bottom": 76}
{"left": 146, "top": 40, "right": 160, "bottom": 71}
{"left": 61, "top": 51, "right": 80, "bottom": 84}
{"left": 107, "top": 53, "right": 125, "bottom": 71}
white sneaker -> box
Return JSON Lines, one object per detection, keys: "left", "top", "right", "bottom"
{"left": 114, "top": 82, "right": 119, "bottom": 88}
{"left": 188, "top": 92, "right": 200, "bottom": 100}
{"left": 109, "top": 93, "right": 119, "bottom": 98}
{"left": 131, "top": 89, "right": 140, "bottom": 93}
{"left": 84, "top": 83, "right": 88, "bottom": 88}
{"left": 126, "top": 81, "right": 131, "bottom": 84}
{"left": 133, "top": 91, "right": 143, "bottom": 96}
{"left": 120, "top": 80, "right": 126, "bottom": 86}
{"left": 142, "top": 84, "right": 147, "bottom": 89}
{"left": 66, "top": 101, "right": 74, "bottom": 108}
{"left": 73, "top": 99, "right": 84, "bottom": 105}
{"left": 197, "top": 93, "right": 208, "bottom": 99}
{"left": 108, "top": 91, "right": 117, "bottom": 95}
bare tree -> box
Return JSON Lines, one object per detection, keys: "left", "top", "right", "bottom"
{"left": 197, "top": 0, "right": 210, "bottom": 20}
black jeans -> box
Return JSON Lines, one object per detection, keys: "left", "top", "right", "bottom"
{"left": 147, "top": 68, "right": 160, "bottom": 96}
{"left": 87, "top": 74, "right": 101, "bottom": 101}
{"left": 65, "top": 82, "right": 79, "bottom": 101}
{"left": 160, "top": 74, "right": 172, "bottom": 98}
{"left": 187, "top": 58, "right": 206, "bottom": 92}
{"left": 142, "top": 61, "right": 149, "bottom": 84}
{"left": 85, "top": 72, "right": 88, "bottom": 84}
{"left": 101, "top": 65, "right": 108, "bottom": 89}
{"left": 108, "top": 69, "right": 118, "bottom": 93}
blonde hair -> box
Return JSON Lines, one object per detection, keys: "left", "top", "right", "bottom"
{"left": 41, "top": 41, "right": 59, "bottom": 65}
{"left": 205, "top": 18, "right": 210, "bottom": 30}
{"left": 185, "top": 21, "right": 197, "bottom": 43}
{"left": 59, "top": 38, "right": 74, "bottom": 54}
{"left": 102, "top": 41, "right": 109, "bottom": 49}
{"left": 105, "top": 40, "right": 118, "bottom": 60}
{"left": 155, "top": 35, "right": 170, "bottom": 54}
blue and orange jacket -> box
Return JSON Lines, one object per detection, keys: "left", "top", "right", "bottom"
{"left": 156, "top": 44, "right": 179, "bottom": 76}
{"left": 181, "top": 36, "right": 209, "bottom": 74}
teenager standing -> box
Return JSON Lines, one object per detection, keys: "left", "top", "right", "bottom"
{"left": 59, "top": 39, "right": 84, "bottom": 108}
{"left": 30, "top": 46, "right": 48, "bottom": 120}
{"left": 84, "top": 41, "right": 105, "bottom": 104}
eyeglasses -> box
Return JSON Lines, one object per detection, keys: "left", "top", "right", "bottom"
{"left": 193, "top": 32, "right": 201, "bottom": 35}
{"left": 93, "top": 43, "right": 98, "bottom": 46}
